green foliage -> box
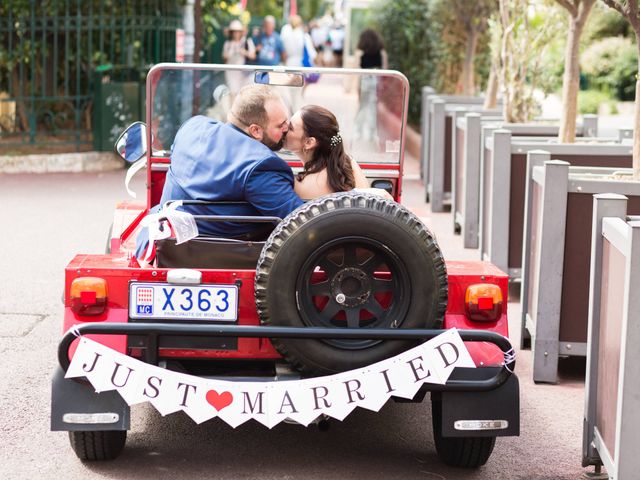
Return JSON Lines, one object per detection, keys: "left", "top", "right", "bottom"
{"left": 297, "top": 0, "right": 325, "bottom": 22}
{"left": 577, "top": 89, "right": 616, "bottom": 114}
{"left": 490, "top": 0, "right": 561, "bottom": 122}
{"left": 537, "top": 34, "right": 566, "bottom": 94}
{"left": 372, "top": 0, "right": 433, "bottom": 125}
{"left": 0, "top": 1, "right": 181, "bottom": 133}
{"left": 372, "top": 0, "right": 493, "bottom": 125}
{"left": 581, "top": 36, "right": 638, "bottom": 100}
{"left": 427, "top": 0, "right": 464, "bottom": 93}
{"left": 584, "top": 2, "right": 631, "bottom": 42}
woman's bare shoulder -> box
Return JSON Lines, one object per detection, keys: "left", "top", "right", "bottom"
{"left": 350, "top": 157, "right": 370, "bottom": 188}
{"left": 294, "top": 170, "right": 333, "bottom": 200}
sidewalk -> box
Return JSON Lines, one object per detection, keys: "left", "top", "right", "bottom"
{"left": 0, "top": 151, "right": 123, "bottom": 174}
{"left": 402, "top": 150, "right": 594, "bottom": 479}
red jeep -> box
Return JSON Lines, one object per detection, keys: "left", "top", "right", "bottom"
{"left": 51, "top": 64, "right": 519, "bottom": 468}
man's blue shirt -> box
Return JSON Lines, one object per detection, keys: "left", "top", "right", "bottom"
{"left": 253, "top": 32, "right": 284, "bottom": 66}
{"left": 135, "top": 115, "right": 303, "bottom": 256}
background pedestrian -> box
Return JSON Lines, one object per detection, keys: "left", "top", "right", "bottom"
{"left": 253, "top": 15, "right": 286, "bottom": 66}
{"left": 222, "top": 20, "right": 256, "bottom": 96}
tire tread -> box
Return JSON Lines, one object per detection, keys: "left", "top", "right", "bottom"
{"left": 68, "top": 430, "right": 126, "bottom": 461}
{"left": 255, "top": 192, "right": 448, "bottom": 375}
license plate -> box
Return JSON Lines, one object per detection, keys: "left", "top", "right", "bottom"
{"left": 129, "top": 282, "right": 238, "bottom": 322}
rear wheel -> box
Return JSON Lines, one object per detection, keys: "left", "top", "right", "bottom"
{"left": 255, "top": 192, "right": 448, "bottom": 375}
{"left": 68, "top": 430, "right": 126, "bottom": 461}
{"left": 431, "top": 399, "right": 495, "bottom": 468}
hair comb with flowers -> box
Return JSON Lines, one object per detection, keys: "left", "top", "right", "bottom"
{"left": 330, "top": 132, "right": 342, "bottom": 148}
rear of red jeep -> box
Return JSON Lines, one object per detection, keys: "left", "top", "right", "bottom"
{"left": 51, "top": 64, "right": 518, "bottom": 468}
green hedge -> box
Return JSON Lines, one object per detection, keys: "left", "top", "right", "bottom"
{"left": 581, "top": 36, "right": 637, "bottom": 101}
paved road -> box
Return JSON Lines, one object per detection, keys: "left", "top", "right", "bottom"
{"left": 0, "top": 165, "right": 590, "bottom": 479}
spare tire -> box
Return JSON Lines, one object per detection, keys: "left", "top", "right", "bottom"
{"left": 255, "top": 192, "right": 448, "bottom": 375}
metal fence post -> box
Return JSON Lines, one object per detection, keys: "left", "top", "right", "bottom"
{"left": 463, "top": 113, "right": 482, "bottom": 248}
{"left": 487, "top": 129, "right": 512, "bottom": 274}
{"left": 618, "top": 128, "right": 633, "bottom": 143}
{"left": 582, "top": 194, "right": 628, "bottom": 467}
{"left": 428, "top": 99, "right": 446, "bottom": 209}
{"left": 613, "top": 217, "right": 640, "bottom": 478}
{"left": 531, "top": 160, "right": 569, "bottom": 383}
{"left": 420, "top": 86, "right": 435, "bottom": 181}
{"left": 520, "top": 150, "right": 551, "bottom": 348}
{"left": 478, "top": 125, "right": 499, "bottom": 259}
{"left": 582, "top": 114, "right": 598, "bottom": 137}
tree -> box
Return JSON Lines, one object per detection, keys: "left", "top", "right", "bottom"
{"left": 495, "top": 0, "right": 560, "bottom": 122}
{"left": 556, "top": 0, "right": 597, "bottom": 143}
{"left": 484, "top": 16, "right": 502, "bottom": 109}
{"left": 373, "top": 0, "right": 433, "bottom": 125}
{"left": 452, "top": 0, "right": 498, "bottom": 95}
{"left": 601, "top": 0, "right": 640, "bottom": 177}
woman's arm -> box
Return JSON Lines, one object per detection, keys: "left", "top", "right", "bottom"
{"left": 244, "top": 37, "right": 256, "bottom": 61}
{"left": 351, "top": 157, "right": 369, "bottom": 188}
{"left": 381, "top": 49, "right": 389, "bottom": 69}
{"left": 222, "top": 41, "right": 231, "bottom": 62}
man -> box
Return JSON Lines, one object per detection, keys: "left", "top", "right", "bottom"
{"left": 253, "top": 16, "right": 286, "bottom": 66}
{"left": 135, "top": 84, "right": 303, "bottom": 257}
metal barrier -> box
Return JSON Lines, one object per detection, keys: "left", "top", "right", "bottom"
{"left": 0, "top": 0, "right": 181, "bottom": 150}
{"left": 520, "top": 163, "right": 640, "bottom": 383}
{"left": 583, "top": 195, "right": 640, "bottom": 478}
{"left": 480, "top": 133, "right": 629, "bottom": 279}
{"left": 58, "top": 323, "right": 516, "bottom": 392}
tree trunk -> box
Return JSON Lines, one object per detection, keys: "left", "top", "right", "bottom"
{"left": 192, "top": 0, "right": 202, "bottom": 116}
{"left": 10, "top": 68, "right": 29, "bottom": 132}
{"left": 558, "top": 18, "right": 583, "bottom": 143}
{"left": 483, "top": 57, "right": 499, "bottom": 109}
{"left": 458, "top": 29, "right": 478, "bottom": 96}
{"left": 193, "top": 0, "right": 202, "bottom": 62}
{"left": 634, "top": 45, "right": 640, "bottom": 179}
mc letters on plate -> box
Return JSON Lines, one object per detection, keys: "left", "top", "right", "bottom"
{"left": 129, "top": 282, "right": 238, "bottom": 322}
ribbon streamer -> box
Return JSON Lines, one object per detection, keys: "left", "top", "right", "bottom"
{"left": 66, "top": 329, "right": 480, "bottom": 428}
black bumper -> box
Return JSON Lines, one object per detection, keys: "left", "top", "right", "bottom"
{"left": 53, "top": 323, "right": 519, "bottom": 436}
{"left": 58, "top": 323, "right": 516, "bottom": 392}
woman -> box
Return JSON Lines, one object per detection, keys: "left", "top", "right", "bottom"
{"left": 354, "top": 29, "right": 388, "bottom": 148}
{"left": 222, "top": 20, "right": 255, "bottom": 95}
{"left": 355, "top": 28, "right": 388, "bottom": 70}
{"left": 284, "top": 105, "right": 372, "bottom": 199}
{"left": 280, "top": 15, "right": 316, "bottom": 111}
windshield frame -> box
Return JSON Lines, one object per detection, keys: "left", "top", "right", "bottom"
{"left": 144, "top": 62, "right": 410, "bottom": 166}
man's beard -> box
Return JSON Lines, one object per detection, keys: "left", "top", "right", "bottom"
{"left": 262, "top": 132, "right": 285, "bottom": 151}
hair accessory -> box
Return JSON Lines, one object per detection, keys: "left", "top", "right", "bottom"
{"left": 330, "top": 132, "right": 342, "bottom": 148}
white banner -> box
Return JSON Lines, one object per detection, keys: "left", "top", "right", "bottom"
{"left": 65, "top": 329, "right": 476, "bottom": 428}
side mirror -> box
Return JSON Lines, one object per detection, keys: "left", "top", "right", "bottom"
{"left": 114, "top": 122, "right": 148, "bottom": 163}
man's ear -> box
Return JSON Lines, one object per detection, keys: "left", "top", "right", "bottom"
{"left": 248, "top": 124, "right": 263, "bottom": 140}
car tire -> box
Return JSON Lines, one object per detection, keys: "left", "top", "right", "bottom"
{"left": 68, "top": 430, "right": 126, "bottom": 461}
{"left": 255, "top": 191, "right": 448, "bottom": 375}
{"left": 431, "top": 399, "right": 495, "bottom": 468}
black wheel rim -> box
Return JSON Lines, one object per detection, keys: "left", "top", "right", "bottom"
{"left": 296, "top": 236, "right": 411, "bottom": 349}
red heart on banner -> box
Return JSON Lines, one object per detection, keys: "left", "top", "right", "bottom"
{"left": 206, "top": 390, "right": 233, "bottom": 411}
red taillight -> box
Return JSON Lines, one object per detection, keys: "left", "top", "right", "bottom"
{"left": 70, "top": 277, "right": 107, "bottom": 316}
{"left": 465, "top": 283, "right": 503, "bottom": 322}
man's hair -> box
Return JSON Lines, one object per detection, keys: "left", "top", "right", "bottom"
{"left": 228, "top": 84, "right": 282, "bottom": 128}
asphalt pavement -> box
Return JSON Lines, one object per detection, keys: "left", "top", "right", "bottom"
{"left": 0, "top": 157, "right": 594, "bottom": 479}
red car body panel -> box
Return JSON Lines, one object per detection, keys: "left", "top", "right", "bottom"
{"left": 63, "top": 255, "right": 509, "bottom": 367}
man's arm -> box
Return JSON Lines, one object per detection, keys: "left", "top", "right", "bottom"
{"left": 244, "top": 159, "right": 304, "bottom": 219}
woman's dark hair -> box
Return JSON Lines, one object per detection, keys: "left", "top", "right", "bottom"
{"left": 297, "top": 105, "right": 355, "bottom": 192}
{"left": 357, "top": 29, "right": 384, "bottom": 55}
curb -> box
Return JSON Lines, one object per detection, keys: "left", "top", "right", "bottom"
{"left": 0, "top": 151, "right": 125, "bottom": 174}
